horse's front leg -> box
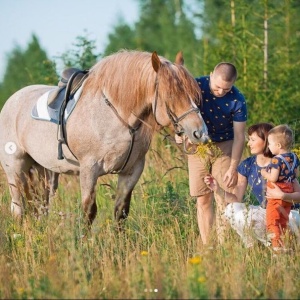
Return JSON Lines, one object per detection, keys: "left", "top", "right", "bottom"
{"left": 115, "top": 158, "right": 145, "bottom": 228}
{"left": 79, "top": 165, "right": 98, "bottom": 228}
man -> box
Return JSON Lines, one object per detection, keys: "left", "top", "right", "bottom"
{"left": 176, "top": 62, "right": 247, "bottom": 245}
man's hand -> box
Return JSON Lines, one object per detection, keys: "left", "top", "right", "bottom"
{"left": 175, "top": 134, "right": 183, "bottom": 144}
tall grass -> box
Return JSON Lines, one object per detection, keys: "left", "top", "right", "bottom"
{"left": 0, "top": 134, "right": 299, "bottom": 299}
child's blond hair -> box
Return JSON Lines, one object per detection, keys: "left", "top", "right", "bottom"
{"left": 268, "top": 124, "right": 294, "bottom": 150}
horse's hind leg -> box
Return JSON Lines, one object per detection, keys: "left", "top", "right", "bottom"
{"left": 1, "top": 155, "right": 35, "bottom": 219}
{"left": 30, "top": 164, "right": 60, "bottom": 214}
{"left": 114, "top": 158, "right": 145, "bottom": 228}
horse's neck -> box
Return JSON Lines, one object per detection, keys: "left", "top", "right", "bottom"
{"left": 128, "top": 103, "right": 154, "bottom": 127}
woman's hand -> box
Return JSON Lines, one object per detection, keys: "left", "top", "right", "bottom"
{"left": 204, "top": 174, "right": 219, "bottom": 192}
{"left": 265, "top": 182, "right": 284, "bottom": 200}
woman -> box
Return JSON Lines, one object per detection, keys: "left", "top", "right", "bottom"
{"left": 204, "top": 123, "right": 300, "bottom": 247}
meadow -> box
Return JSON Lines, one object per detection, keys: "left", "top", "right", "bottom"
{"left": 0, "top": 134, "right": 299, "bottom": 299}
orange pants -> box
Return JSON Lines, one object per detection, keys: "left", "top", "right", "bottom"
{"left": 266, "top": 182, "right": 293, "bottom": 248}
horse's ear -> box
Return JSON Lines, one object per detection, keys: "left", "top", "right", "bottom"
{"left": 175, "top": 51, "right": 184, "bottom": 65}
{"left": 152, "top": 51, "right": 161, "bottom": 73}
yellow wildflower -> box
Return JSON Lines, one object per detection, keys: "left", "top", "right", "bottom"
{"left": 198, "top": 276, "right": 206, "bottom": 283}
{"left": 292, "top": 147, "right": 300, "bottom": 160}
{"left": 196, "top": 140, "right": 223, "bottom": 171}
{"left": 141, "top": 250, "right": 148, "bottom": 256}
{"left": 188, "top": 255, "right": 202, "bottom": 265}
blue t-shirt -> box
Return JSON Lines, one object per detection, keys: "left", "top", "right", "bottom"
{"left": 238, "top": 156, "right": 266, "bottom": 205}
{"left": 195, "top": 76, "right": 247, "bottom": 142}
{"left": 238, "top": 155, "right": 300, "bottom": 209}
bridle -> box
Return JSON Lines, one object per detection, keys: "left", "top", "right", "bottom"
{"left": 153, "top": 75, "right": 200, "bottom": 136}
{"left": 102, "top": 75, "right": 201, "bottom": 173}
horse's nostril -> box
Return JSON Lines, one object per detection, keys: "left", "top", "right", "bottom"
{"left": 193, "top": 130, "right": 202, "bottom": 139}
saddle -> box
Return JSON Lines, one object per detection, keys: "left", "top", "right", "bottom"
{"left": 47, "top": 68, "right": 88, "bottom": 106}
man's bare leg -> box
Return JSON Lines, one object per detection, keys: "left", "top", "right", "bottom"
{"left": 196, "top": 192, "right": 214, "bottom": 245}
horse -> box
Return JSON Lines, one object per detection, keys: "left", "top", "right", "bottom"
{"left": 0, "top": 50, "right": 209, "bottom": 229}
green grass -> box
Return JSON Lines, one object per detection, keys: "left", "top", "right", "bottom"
{"left": 0, "top": 136, "right": 300, "bottom": 299}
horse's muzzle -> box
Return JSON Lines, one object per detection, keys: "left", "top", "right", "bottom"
{"left": 193, "top": 130, "right": 210, "bottom": 144}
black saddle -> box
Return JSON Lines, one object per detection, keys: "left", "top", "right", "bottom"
{"left": 58, "top": 67, "right": 87, "bottom": 91}
{"left": 48, "top": 68, "right": 88, "bottom": 106}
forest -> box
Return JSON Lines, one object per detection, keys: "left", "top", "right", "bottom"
{"left": 0, "top": 0, "right": 299, "bottom": 141}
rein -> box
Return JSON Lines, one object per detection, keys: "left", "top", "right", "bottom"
{"left": 101, "top": 91, "right": 141, "bottom": 174}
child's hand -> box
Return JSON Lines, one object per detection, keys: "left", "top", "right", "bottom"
{"left": 204, "top": 175, "right": 218, "bottom": 191}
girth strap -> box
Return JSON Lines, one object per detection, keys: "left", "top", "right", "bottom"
{"left": 57, "top": 69, "right": 89, "bottom": 160}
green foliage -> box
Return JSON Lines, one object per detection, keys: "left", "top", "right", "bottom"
{"left": 58, "top": 32, "right": 100, "bottom": 70}
{"left": 0, "top": 34, "right": 57, "bottom": 108}
{"left": 195, "top": 0, "right": 300, "bottom": 141}
{"left": 103, "top": 21, "right": 137, "bottom": 56}
{"left": 103, "top": 0, "right": 201, "bottom": 73}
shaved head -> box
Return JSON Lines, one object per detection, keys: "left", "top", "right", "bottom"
{"left": 213, "top": 62, "right": 237, "bottom": 82}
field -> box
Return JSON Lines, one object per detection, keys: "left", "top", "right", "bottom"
{"left": 0, "top": 135, "right": 299, "bottom": 299}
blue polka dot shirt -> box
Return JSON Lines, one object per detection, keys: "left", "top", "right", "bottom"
{"left": 196, "top": 76, "right": 247, "bottom": 142}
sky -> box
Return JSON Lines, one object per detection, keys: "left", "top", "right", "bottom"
{"left": 0, "top": 0, "right": 139, "bottom": 80}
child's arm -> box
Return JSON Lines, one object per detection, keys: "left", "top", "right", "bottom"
{"left": 261, "top": 167, "right": 280, "bottom": 182}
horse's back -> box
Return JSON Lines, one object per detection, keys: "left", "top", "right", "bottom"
{"left": 1, "top": 85, "right": 53, "bottom": 111}
{"left": 0, "top": 85, "right": 54, "bottom": 159}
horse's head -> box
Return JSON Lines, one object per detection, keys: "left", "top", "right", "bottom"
{"left": 151, "top": 51, "right": 209, "bottom": 144}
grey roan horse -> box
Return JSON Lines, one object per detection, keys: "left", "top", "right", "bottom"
{"left": 0, "top": 50, "right": 208, "bottom": 229}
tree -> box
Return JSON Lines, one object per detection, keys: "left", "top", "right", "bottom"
{"left": 0, "top": 34, "right": 57, "bottom": 108}
{"left": 103, "top": 0, "right": 201, "bottom": 73}
{"left": 194, "top": 0, "right": 300, "bottom": 143}
{"left": 58, "top": 32, "right": 100, "bottom": 70}
{"left": 103, "top": 20, "right": 137, "bottom": 56}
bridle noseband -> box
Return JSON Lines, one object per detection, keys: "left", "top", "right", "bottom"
{"left": 165, "top": 104, "right": 200, "bottom": 136}
{"left": 153, "top": 75, "right": 200, "bottom": 136}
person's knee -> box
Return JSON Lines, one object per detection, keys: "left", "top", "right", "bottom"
{"left": 196, "top": 194, "right": 213, "bottom": 211}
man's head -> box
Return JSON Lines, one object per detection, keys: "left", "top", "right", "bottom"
{"left": 209, "top": 62, "right": 237, "bottom": 97}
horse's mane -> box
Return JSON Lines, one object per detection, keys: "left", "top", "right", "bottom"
{"left": 84, "top": 50, "right": 201, "bottom": 113}
{"left": 83, "top": 50, "right": 201, "bottom": 139}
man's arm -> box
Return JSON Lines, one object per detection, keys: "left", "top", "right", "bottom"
{"left": 223, "top": 121, "right": 246, "bottom": 188}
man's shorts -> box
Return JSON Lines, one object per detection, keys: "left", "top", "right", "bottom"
{"left": 188, "top": 140, "right": 233, "bottom": 197}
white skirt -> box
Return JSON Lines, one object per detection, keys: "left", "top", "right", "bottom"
{"left": 224, "top": 202, "right": 300, "bottom": 247}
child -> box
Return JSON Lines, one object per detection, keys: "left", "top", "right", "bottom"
{"left": 261, "top": 124, "right": 299, "bottom": 252}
